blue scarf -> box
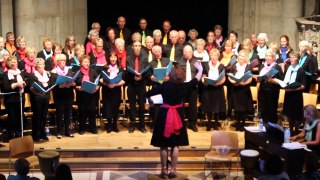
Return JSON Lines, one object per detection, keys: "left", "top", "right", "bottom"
{"left": 305, "top": 120, "right": 318, "bottom": 142}
{"left": 281, "top": 47, "right": 288, "bottom": 61}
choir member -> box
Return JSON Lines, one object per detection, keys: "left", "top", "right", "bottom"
{"left": 75, "top": 55, "right": 99, "bottom": 135}
{"left": 202, "top": 49, "right": 226, "bottom": 130}
{"left": 228, "top": 50, "right": 253, "bottom": 131}
{"left": 100, "top": 51, "right": 125, "bottom": 133}
{"left": 145, "top": 61, "right": 203, "bottom": 179}
{"left": 280, "top": 51, "right": 306, "bottom": 134}
{"left": 2, "top": 56, "right": 27, "bottom": 138}
{"left": 51, "top": 54, "right": 75, "bottom": 139}
{"left": 29, "top": 58, "right": 52, "bottom": 141}
{"left": 126, "top": 41, "right": 150, "bottom": 133}
{"left": 37, "top": 38, "right": 54, "bottom": 71}
{"left": 63, "top": 35, "right": 76, "bottom": 60}
{"left": 257, "top": 49, "right": 284, "bottom": 123}
{"left": 177, "top": 45, "right": 200, "bottom": 132}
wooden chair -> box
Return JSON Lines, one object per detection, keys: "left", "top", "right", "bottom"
{"left": 204, "top": 131, "right": 239, "bottom": 178}
{"left": 277, "top": 89, "right": 285, "bottom": 113}
{"left": 303, "top": 92, "right": 318, "bottom": 106}
{"left": 9, "top": 135, "right": 38, "bottom": 174}
{"left": 250, "top": 86, "right": 258, "bottom": 115}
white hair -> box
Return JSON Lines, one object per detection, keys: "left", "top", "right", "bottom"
{"left": 115, "top": 38, "right": 125, "bottom": 46}
{"left": 153, "top": 29, "right": 161, "bottom": 36}
{"left": 299, "top": 40, "right": 309, "bottom": 48}
{"left": 257, "top": 33, "right": 268, "bottom": 42}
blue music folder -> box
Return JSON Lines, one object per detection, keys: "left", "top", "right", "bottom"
{"left": 31, "top": 82, "right": 57, "bottom": 93}
{"left": 127, "top": 66, "right": 150, "bottom": 76}
{"left": 256, "top": 68, "right": 278, "bottom": 81}
{"left": 153, "top": 68, "right": 167, "bottom": 81}
{"left": 228, "top": 55, "right": 237, "bottom": 66}
{"left": 101, "top": 71, "right": 123, "bottom": 84}
{"left": 68, "top": 63, "right": 81, "bottom": 72}
{"left": 81, "top": 75, "right": 100, "bottom": 94}
{"left": 228, "top": 70, "right": 252, "bottom": 83}
{"left": 204, "top": 70, "right": 225, "bottom": 86}
{"left": 55, "top": 71, "right": 80, "bottom": 85}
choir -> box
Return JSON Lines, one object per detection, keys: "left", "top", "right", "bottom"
{"left": 0, "top": 17, "right": 319, "bottom": 143}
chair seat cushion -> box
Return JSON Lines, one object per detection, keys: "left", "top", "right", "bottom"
{"left": 205, "top": 151, "right": 237, "bottom": 161}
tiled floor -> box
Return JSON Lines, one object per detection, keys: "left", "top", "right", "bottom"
{"left": 3, "top": 170, "right": 244, "bottom": 180}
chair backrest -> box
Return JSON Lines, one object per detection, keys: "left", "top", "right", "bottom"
{"left": 278, "top": 89, "right": 285, "bottom": 104}
{"left": 250, "top": 86, "right": 258, "bottom": 102}
{"left": 210, "top": 131, "right": 238, "bottom": 149}
{"left": 9, "top": 136, "right": 34, "bottom": 158}
{"left": 303, "top": 92, "right": 318, "bottom": 106}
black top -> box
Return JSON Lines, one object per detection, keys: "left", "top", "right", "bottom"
{"left": 162, "top": 43, "right": 184, "bottom": 61}
{"left": 125, "top": 52, "right": 150, "bottom": 84}
{"left": 176, "top": 56, "right": 199, "bottom": 79}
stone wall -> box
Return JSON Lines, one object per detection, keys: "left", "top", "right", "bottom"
{"left": 1, "top": 0, "right": 87, "bottom": 51}
{"left": 229, "top": 0, "right": 303, "bottom": 49}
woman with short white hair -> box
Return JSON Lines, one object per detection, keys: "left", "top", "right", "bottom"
{"left": 298, "top": 40, "right": 314, "bottom": 92}
{"left": 254, "top": 33, "right": 268, "bottom": 61}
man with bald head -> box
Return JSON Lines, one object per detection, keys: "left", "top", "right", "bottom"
{"left": 178, "top": 30, "right": 192, "bottom": 47}
{"left": 177, "top": 45, "right": 201, "bottom": 132}
{"left": 162, "top": 30, "right": 183, "bottom": 61}
{"left": 115, "top": 16, "right": 132, "bottom": 46}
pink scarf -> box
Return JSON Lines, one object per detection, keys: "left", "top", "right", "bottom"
{"left": 108, "top": 64, "right": 119, "bottom": 79}
{"left": 80, "top": 66, "right": 90, "bottom": 83}
{"left": 8, "top": 68, "right": 24, "bottom": 93}
{"left": 17, "top": 48, "right": 26, "bottom": 60}
{"left": 55, "top": 66, "right": 69, "bottom": 76}
{"left": 216, "top": 36, "right": 223, "bottom": 46}
{"left": 1, "top": 62, "right": 7, "bottom": 72}
{"left": 86, "top": 42, "right": 95, "bottom": 55}
{"left": 162, "top": 103, "right": 183, "bottom": 138}
{"left": 34, "top": 70, "right": 49, "bottom": 87}
{"left": 24, "top": 57, "right": 35, "bottom": 73}
{"left": 93, "top": 49, "right": 107, "bottom": 64}
{"left": 259, "top": 61, "right": 276, "bottom": 76}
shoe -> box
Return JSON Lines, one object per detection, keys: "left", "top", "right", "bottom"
{"left": 79, "top": 131, "right": 85, "bottom": 135}
{"left": 128, "top": 125, "right": 135, "bottom": 133}
{"left": 113, "top": 126, "right": 119, "bottom": 133}
{"left": 41, "top": 136, "right": 49, "bottom": 141}
{"left": 168, "top": 172, "right": 177, "bottom": 179}
{"left": 139, "top": 126, "right": 146, "bottom": 133}
{"left": 160, "top": 167, "right": 168, "bottom": 179}
{"left": 56, "top": 134, "right": 62, "bottom": 139}
{"left": 188, "top": 124, "right": 198, "bottom": 132}
{"left": 65, "top": 133, "right": 74, "bottom": 138}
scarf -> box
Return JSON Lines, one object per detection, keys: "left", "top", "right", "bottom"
{"left": 116, "top": 50, "right": 127, "bottom": 69}
{"left": 208, "top": 61, "right": 220, "bottom": 79}
{"left": 93, "top": 48, "right": 107, "bottom": 64}
{"left": 8, "top": 68, "right": 24, "bottom": 93}
{"left": 108, "top": 64, "right": 119, "bottom": 79}
{"left": 220, "top": 51, "right": 234, "bottom": 66}
{"left": 80, "top": 66, "right": 90, "bottom": 83}
{"left": 73, "top": 56, "right": 80, "bottom": 65}
{"left": 1, "top": 61, "right": 7, "bottom": 72}
{"left": 67, "top": 49, "right": 74, "bottom": 59}
{"left": 305, "top": 120, "right": 318, "bottom": 142}
{"left": 299, "top": 54, "right": 308, "bottom": 67}
{"left": 215, "top": 36, "right": 223, "bottom": 46}
{"left": 235, "top": 63, "right": 247, "bottom": 78}
{"left": 85, "top": 42, "right": 94, "bottom": 55}
{"left": 34, "top": 70, "right": 49, "bottom": 87}
{"left": 17, "top": 48, "right": 26, "bottom": 60}
{"left": 162, "top": 103, "right": 183, "bottom": 138}
{"left": 257, "top": 45, "right": 267, "bottom": 59}
{"left": 55, "top": 66, "right": 69, "bottom": 76}
{"left": 24, "top": 57, "right": 35, "bottom": 73}
{"left": 43, "top": 49, "right": 53, "bottom": 60}
{"left": 280, "top": 47, "right": 288, "bottom": 61}
{"left": 259, "top": 61, "right": 276, "bottom": 76}
{"left": 284, "top": 64, "right": 300, "bottom": 84}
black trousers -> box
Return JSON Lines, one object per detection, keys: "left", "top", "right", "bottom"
{"left": 127, "top": 82, "right": 146, "bottom": 125}
{"left": 79, "top": 109, "right": 96, "bottom": 131}
{"left": 185, "top": 88, "right": 198, "bottom": 125}
{"left": 5, "top": 101, "right": 24, "bottom": 134}
{"left": 55, "top": 98, "right": 73, "bottom": 135}
{"left": 32, "top": 97, "right": 49, "bottom": 138}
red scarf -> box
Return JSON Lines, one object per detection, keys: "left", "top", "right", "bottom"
{"left": 17, "top": 48, "right": 26, "bottom": 60}
{"left": 24, "top": 57, "right": 35, "bottom": 73}
{"left": 80, "top": 66, "right": 90, "bottom": 83}
{"left": 1, "top": 62, "right": 7, "bottom": 72}
{"left": 116, "top": 50, "right": 127, "bottom": 69}
{"left": 162, "top": 103, "right": 183, "bottom": 138}
{"left": 51, "top": 55, "right": 57, "bottom": 67}
{"left": 86, "top": 42, "right": 95, "bottom": 55}
{"left": 93, "top": 49, "right": 107, "bottom": 64}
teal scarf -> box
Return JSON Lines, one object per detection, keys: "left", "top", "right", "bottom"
{"left": 305, "top": 120, "right": 318, "bottom": 142}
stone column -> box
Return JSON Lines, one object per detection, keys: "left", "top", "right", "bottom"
{"left": 14, "top": 0, "right": 87, "bottom": 51}
{"left": 0, "top": 0, "right": 14, "bottom": 36}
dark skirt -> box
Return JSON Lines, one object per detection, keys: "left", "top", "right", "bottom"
{"left": 151, "top": 107, "right": 189, "bottom": 147}
{"left": 202, "top": 85, "right": 226, "bottom": 113}
{"left": 283, "top": 91, "right": 303, "bottom": 122}
{"left": 232, "top": 85, "right": 253, "bottom": 112}
{"left": 259, "top": 89, "right": 279, "bottom": 123}
{"left": 102, "top": 86, "right": 121, "bottom": 118}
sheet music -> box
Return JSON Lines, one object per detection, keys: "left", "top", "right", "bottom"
{"left": 244, "top": 126, "right": 266, "bottom": 132}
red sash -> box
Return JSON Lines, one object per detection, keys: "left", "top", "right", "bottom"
{"left": 162, "top": 103, "right": 183, "bottom": 138}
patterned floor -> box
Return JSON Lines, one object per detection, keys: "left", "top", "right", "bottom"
{"left": 3, "top": 171, "right": 244, "bottom": 180}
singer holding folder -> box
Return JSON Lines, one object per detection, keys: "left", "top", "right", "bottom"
{"left": 257, "top": 49, "right": 283, "bottom": 124}
{"left": 202, "top": 49, "right": 226, "bottom": 130}
{"left": 75, "top": 55, "right": 100, "bottom": 135}
{"left": 228, "top": 50, "right": 253, "bottom": 131}
{"left": 100, "top": 51, "right": 125, "bottom": 133}
{"left": 278, "top": 51, "right": 305, "bottom": 135}
{"left": 50, "top": 54, "right": 75, "bottom": 139}
{"left": 29, "top": 58, "right": 52, "bottom": 142}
